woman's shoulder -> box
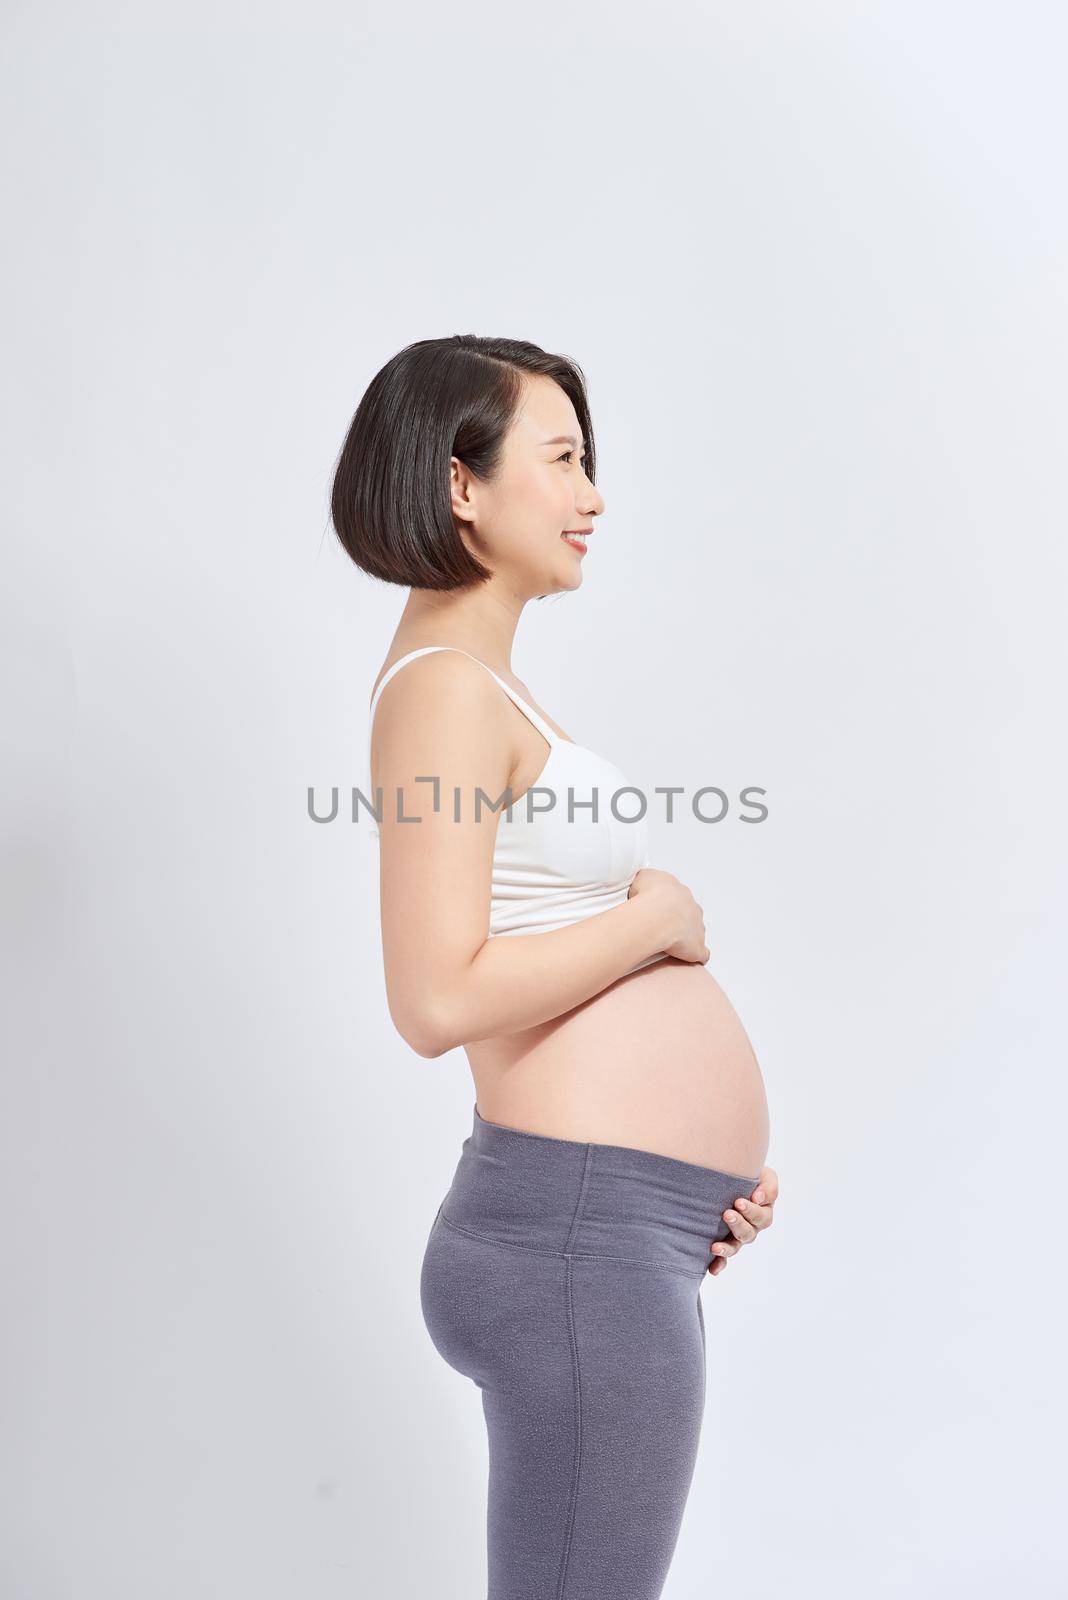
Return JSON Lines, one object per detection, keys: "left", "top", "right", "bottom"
{"left": 370, "top": 644, "right": 511, "bottom": 732}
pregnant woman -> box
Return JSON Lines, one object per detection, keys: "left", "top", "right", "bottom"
{"left": 331, "top": 334, "right": 778, "bottom": 1600}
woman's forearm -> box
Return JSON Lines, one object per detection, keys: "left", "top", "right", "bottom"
{"left": 426, "top": 894, "right": 674, "bottom": 1056}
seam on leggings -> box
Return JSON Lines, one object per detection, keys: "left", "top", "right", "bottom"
{"left": 555, "top": 1255, "right": 582, "bottom": 1600}
{"left": 437, "top": 1209, "right": 706, "bottom": 1280}
{"left": 555, "top": 1146, "right": 591, "bottom": 1596}
{"left": 563, "top": 1143, "right": 594, "bottom": 1255}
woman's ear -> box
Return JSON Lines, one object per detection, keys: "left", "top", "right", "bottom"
{"left": 450, "top": 456, "right": 478, "bottom": 525}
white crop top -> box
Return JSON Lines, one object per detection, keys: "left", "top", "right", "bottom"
{"left": 366, "top": 647, "right": 665, "bottom": 975}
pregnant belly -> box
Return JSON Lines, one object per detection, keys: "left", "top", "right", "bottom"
{"left": 466, "top": 958, "right": 770, "bottom": 1179}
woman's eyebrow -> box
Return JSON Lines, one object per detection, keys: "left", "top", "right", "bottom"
{"left": 541, "top": 435, "right": 585, "bottom": 448}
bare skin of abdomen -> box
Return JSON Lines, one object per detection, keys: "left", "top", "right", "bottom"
{"left": 466, "top": 956, "right": 770, "bottom": 1179}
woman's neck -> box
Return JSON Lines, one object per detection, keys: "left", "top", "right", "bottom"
{"left": 394, "top": 585, "right": 525, "bottom": 675}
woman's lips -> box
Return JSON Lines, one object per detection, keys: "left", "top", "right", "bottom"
{"left": 561, "top": 531, "right": 588, "bottom": 552}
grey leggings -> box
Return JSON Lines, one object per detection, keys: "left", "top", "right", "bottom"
{"left": 420, "top": 1102, "right": 761, "bottom": 1600}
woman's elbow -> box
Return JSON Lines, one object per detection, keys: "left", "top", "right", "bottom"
{"left": 384, "top": 944, "right": 479, "bottom": 1058}
{"left": 390, "top": 996, "right": 458, "bottom": 1060}
{"left": 410, "top": 1025, "right": 452, "bottom": 1060}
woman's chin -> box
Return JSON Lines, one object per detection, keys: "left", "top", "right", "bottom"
{"left": 556, "top": 555, "right": 585, "bottom": 590}
{"left": 526, "top": 556, "right": 584, "bottom": 598}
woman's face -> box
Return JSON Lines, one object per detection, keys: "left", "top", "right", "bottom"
{"left": 451, "top": 375, "right": 605, "bottom": 597}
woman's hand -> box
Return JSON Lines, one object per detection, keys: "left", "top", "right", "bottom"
{"left": 708, "top": 1165, "right": 778, "bottom": 1276}
{"left": 627, "top": 867, "right": 709, "bottom": 964}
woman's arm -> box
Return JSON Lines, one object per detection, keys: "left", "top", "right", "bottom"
{"left": 372, "top": 652, "right": 676, "bottom": 1059}
{"left": 422, "top": 893, "right": 674, "bottom": 1056}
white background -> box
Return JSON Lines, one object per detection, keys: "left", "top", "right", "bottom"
{"left": 4, "top": 2, "right": 1066, "bottom": 1595}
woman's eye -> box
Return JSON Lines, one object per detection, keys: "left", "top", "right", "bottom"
{"left": 558, "top": 451, "right": 573, "bottom": 464}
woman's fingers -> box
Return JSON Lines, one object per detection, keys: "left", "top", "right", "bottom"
{"left": 708, "top": 1164, "right": 779, "bottom": 1272}
{"left": 719, "top": 1204, "right": 758, "bottom": 1246}
{"left": 732, "top": 1194, "right": 772, "bottom": 1233}
{"left": 725, "top": 1167, "right": 779, "bottom": 1238}
{"left": 708, "top": 1225, "right": 743, "bottom": 1271}
{"left": 753, "top": 1166, "right": 779, "bottom": 1208}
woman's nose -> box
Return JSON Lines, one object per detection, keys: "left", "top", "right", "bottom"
{"left": 580, "top": 478, "right": 606, "bottom": 517}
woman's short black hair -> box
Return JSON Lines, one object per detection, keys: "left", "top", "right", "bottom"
{"left": 330, "top": 334, "right": 597, "bottom": 590}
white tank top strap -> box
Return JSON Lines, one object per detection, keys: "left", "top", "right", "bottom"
{"left": 368, "top": 645, "right": 560, "bottom": 748}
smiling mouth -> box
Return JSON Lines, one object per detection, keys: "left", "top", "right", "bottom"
{"left": 561, "top": 530, "right": 590, "bottom": 551}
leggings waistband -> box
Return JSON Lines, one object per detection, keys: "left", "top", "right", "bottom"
{"left": 439, "top": 1102, "right": 761, "bottom": 1280}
